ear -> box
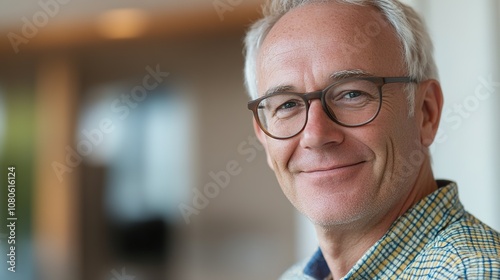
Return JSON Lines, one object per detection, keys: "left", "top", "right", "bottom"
{"left": 416, "top": 79, "right": 444, "bottom": 147}
{"left": 253, "top": 118, "right": 275, "bottom": 171}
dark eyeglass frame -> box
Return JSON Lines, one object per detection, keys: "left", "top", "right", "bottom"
{"left": 247, "top": 76, "right": 418, "bottom": 140}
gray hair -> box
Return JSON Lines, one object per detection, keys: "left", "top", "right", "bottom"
{"left": 243, "top": 0, "right": 438, "bottom": 115}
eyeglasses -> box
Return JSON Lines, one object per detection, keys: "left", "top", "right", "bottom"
{"left": 247, "top": 76, "right": 417, "bottom": 140}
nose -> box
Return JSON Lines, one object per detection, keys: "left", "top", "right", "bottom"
{"left": 300, "top": 99, "right": 345, "bottom": 149}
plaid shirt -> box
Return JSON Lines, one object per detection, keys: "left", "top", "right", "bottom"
{"left": 280, "top": 180, "right": 500, "bottom": 279}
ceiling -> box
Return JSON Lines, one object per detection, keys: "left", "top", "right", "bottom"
{"left": 0, "top": 0, "right": 262, "bottom": 28}
{"left": 0, "top": 0, "right": 264, "bottom": 53}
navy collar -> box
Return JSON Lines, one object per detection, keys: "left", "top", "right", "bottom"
{"left": 304, "top": 248, "right": 330, "bottom": 279}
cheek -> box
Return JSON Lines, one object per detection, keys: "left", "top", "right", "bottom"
{"left": 266, "top": 139, "right": 296, "bottom": 173}
{"left": 365, "top": 107, "right": 421, "bottom": 186}
{"left": 265, "top": 139, "right": 299, "bottom": 195}
{"left": 373, "top": 95, "right": 416, "bottom": 146}
{"left": 355, "top": 109, "right": 408, "bottom": 169}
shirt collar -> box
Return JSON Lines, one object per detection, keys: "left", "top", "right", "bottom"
{"left": 303, "top": 180, "right": 464, "bottom": 279}
{"left": 303, "top": 248, "right": 330, "bottom": 279}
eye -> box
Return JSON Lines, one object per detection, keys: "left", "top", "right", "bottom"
{"left": 278, "top": 101, "right": 298, "bottom": 110}
{"left": 328, "top": 89, "right": 373, "bottom": 108}
{"left": 342, "top": 91, "right": 364, "bottom": 100}
{"left": 259, "top": 94, "right": 306, "bottom": 119}
{"left": 273, "top": 98, "right": 305, "bottom": 119}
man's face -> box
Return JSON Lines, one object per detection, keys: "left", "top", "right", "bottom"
{"left": 255, "top": 3, "right": 426, "bottom": 227}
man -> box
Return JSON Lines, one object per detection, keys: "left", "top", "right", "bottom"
{"left": 243, "top": 0, "right": 500, "bottom": 279}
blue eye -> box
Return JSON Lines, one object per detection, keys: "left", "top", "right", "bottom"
{"left": 273, "top": 98, "right": 305, "bottom": 119}
{"left": 343, "top": 91, "right": 363, "bottom": 99}
{"left": 279, "top": 101, "right": 298, "bottom": 110}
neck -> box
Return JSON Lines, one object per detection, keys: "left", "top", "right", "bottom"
{"left": 316, "top": 158, "right": 438, "bottom": 280}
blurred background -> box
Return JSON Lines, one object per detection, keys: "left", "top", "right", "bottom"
{"left": 0, "top": 0, "right": 498, "bottom": 280}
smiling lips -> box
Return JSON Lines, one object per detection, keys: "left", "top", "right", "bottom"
{"left": 300, "top": 161, "right": 366, "bottom": 174}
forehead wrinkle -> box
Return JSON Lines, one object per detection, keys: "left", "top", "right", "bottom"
{"left": 257, "top": 43, "right": 305, "bottom": 97}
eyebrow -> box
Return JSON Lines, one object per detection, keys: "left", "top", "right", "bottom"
{"left": 329, "top": 69, "right": 372, "bottom": 80}
{"left": 262, "top": 69, "right": 373, "bottom": 97}
{"left": 263, "top": 85, "right": 296, "bottom": 97}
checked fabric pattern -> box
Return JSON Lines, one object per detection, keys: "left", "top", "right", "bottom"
{"left": 280, "top": 181, "right": 500, "bottom": 280}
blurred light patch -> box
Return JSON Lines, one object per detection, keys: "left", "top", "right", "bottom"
{"left": 97, "top": 9, "right": 149, "bottom": 39}
{"left": 78, "top": 83, "right": 194, "bottom": 223}
{"left": 77, "top": 84, "right": 126, "bottom": 166}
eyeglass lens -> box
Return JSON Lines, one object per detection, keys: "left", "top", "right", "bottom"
{"left": 256, "top": 78, "right": 381, "bottom": 138}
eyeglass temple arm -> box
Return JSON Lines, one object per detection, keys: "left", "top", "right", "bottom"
{"left": 383, "top": 77, "right": 418, "bottom": 84}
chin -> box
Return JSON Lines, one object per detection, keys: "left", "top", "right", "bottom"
{"left": 293, "top": 185, "right": 375, "bottom": 227}
{"left": 302, "top": 204, "right": 367, "bottom": 228}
